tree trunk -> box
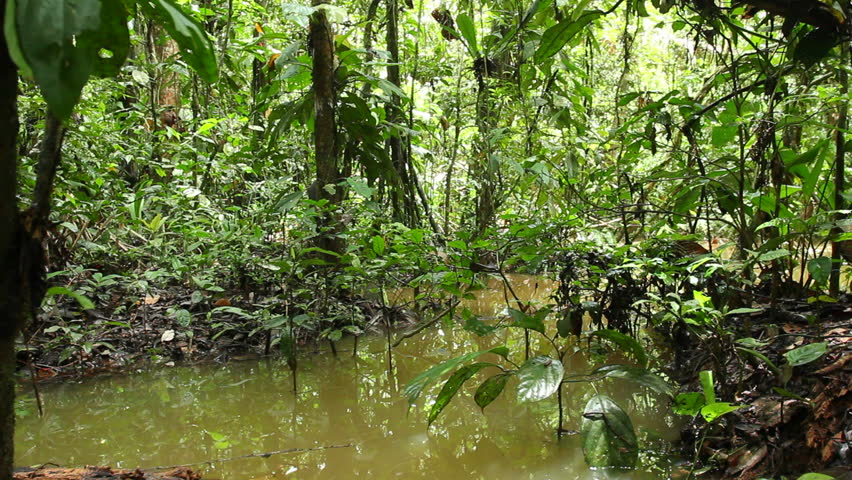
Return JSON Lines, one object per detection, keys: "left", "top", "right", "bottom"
{"left": 0, "top": 0, "right": 21, "bottom": 475}
{"left": 310, "top": 0, "right": 344, "bottom": 257}
{"left": 474, "top": 73, "right": 497, "bottom": 236}
{"left": 385, "top": 0, "right": 419, "bottom": 227}
{"left": 830, "top": 41, "right": 849, "bottom": 295}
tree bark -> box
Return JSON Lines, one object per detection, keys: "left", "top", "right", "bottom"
{"left": 310, "top": 0, "right": 344, "bottom": 257}
{"left": 474, "top": 74, "right": 497, "bottom": 236}
{"left": 0, "top": 0, "right": 21, "bottom": 475}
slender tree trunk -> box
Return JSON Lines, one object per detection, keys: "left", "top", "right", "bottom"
{"left": 386, "top": 0, "right": 419, "bottom": 226}
{"left": 310, "top": 0, "right": 344, "bottom": 257}
{"left": 0, "top": 1, "right": 21, "bottom": 475}
{"left": 474, "top": 73, "right": 497, "bottom": 236}
{"left": 830, "top": 41, "right": 849, "bottom": 295}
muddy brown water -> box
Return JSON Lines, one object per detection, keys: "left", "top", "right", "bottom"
{"left": 16, "top": 275, "right": 683, "bottom": 479}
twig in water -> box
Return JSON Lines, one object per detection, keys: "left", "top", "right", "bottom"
{"left": 392, "top": 300, "right": 460, "bottom": 348}
{"left": 144, "top": 443, "right": 355, "bottom": 471}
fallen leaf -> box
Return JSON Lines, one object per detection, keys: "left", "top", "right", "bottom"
{"left": 144, "top": 295, "right": 160, "bottom": 305}
{"left": 161, "top": 330, "right": 175, "bottom": 342}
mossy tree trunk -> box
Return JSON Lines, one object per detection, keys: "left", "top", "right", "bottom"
{"left": 310, "top": 0, "right": 344, "bottom": 258}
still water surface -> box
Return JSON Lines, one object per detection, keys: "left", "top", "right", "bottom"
{"left": 16, "top": 275, "right": 681, "bottom": 479}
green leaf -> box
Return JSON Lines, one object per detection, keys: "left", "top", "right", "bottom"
{"left": 633, "top": 0, "right": 649, "bottom": 17}
{"left": 90, "top": 1, "right": 130, "bottom": 77}
{"left": 507, "top": 308, "right": 545, "bottom": 334}
{"left": 796, "top": 473, "right": 835, "bottom": 480}
{"left": 462, "top": 314, "right": 499, "bottom": 336}
{"left": 371, "top": 235, "right": 386, "bottom": 256}
{"left": 517, "top": 356, "right": 563, "bottom": 402}
{"left": 736, "top": 347, "right": 781, "bottom": 376}
{"left": 699, "top": 402, "right": 742, "bottom": 422}
{"left": 7, "top": 0, "right": 130, "bottom": 119}
{"left": 375, "top": 77, "right": 407, "bottom": 99}
{"left": 474, "top": 373, "right": 512, "bottom": 411}
{"left": 617, "top": 92, "right": 642, "bottom": 106}
{"left": 346, "top": 177, "right": 376, "bottom": 198}
{"left": 592, "top": 364, "right": 673, "bottom": 397}
{"left": 581, "top": 395, "right": 638, "bottom": 468}
{"left": 673, "top": 392, "right": 705, "bottom": 416}
{"left": 45, "top": 286, "right": 95, "bottom": 310}
{"left": 757, "top": 249, "right": 791, "bottom": 262}
{"left": 428, "top": 362, "right": 493, "bottom": 425}
{"left": 534, "top": 10, "right": 602, "bottom": 63}
{"left": 138, "top": 0, "right": 218, "bottom": 83}
{"left": 447, "top": 239, "right": 467, "bottom": 250}
{"left": 456, "top": 13, "right": 478, "bottom": 56}
{"left": 699, "top": 370, "right": 715, "bottom": 404}
{"left": 556, "top": 309, "right": 583, "bottom": 337}
{"left": 591, "top": 329, "right": 648, "bottom": 368}
{"left": 784, "top": 342, "right": 827, "bottom": 367}
{"left": 807, "top": 257, "right": 832, "bottom": 285}
{"left": 673, "top": 187, "right": 702, "bottom": 214}
{"left": 711, "top": 124, "right": 736, "bottom": 147}
{"left": 404, "top": 346, "right": 509, "bottom": 406}
{"left": 275, "top": 191, "right": 305, "bottom": 212}
{"left": 3, "top": 0, "right": 32, "bottom": 78}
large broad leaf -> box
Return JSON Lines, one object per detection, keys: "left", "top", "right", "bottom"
{"left": 534, "top": 10, "right": 601, "bottom": 63}
{"left": 508, "top": 308, "right": 546, "bottom": 334}
{"left": 807, "top": 257, "right": 832, "bottom": 285}
{"left": 673, "top": 392, "right": 705, "bottom": 416}
{"left": 455, "top": 13, "right": 478, "bottom": 57}
{"left": 474, "top": 372, "right": 512, "bottom": 411}
{"left": 6, "top": 0, "right": 130, "bottom": 119}
{"left": 556, "top": 309, "right": 583, "bottom": 337}
{"left": 517, "top": 356, "right": 563, "bottom": 402}
{"left": 139, "top": 0, "right": 218, "bottom": 83}
{"left": 699, "top": 402, "right": 742, "bottom": 422}
{"left": 581, "top": 395, "right": 638, "bottom": 468}
{"left": 404, "top": 346, "right": 510, "bottom": 406}
{"left": 592, "top": 364, "right": 673, "bottom": 397}
{"left": 784, "top": 342, "right": 827, "bottom": 367}
{"left": 591, "top": 329, "right": 648, "bottom": 368}
{"left": 796, "top": 474, "right": 834, "bottom": 480}
{"left": 428, "top": 362, "right": 494, "bottom": 425}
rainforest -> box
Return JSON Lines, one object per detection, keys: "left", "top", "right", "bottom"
{"left": 0, "top": 0, "right": 850, "bottom": 479}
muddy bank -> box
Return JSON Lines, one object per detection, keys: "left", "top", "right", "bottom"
{"left": 19, "top": 283, "right": 418, "bottom": 379}
{"left": 13, "top": 466, "right": 199, "bottom": 480}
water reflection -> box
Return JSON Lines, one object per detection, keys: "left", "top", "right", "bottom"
{"left": 16, "top": 275, "right": 681, "bottom": 479}
{"left": 388, "top": 273, "right": 558, "bottom": 318}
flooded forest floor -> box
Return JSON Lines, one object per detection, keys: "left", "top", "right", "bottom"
{"left": 14, "top": 271, "right": 852, "bottom": 479}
